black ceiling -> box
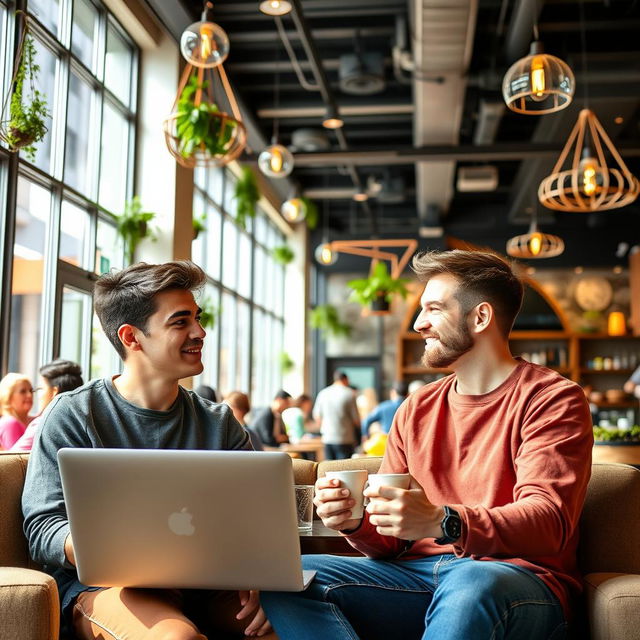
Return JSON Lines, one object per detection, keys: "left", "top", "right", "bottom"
{"left": 180, "top": 0, "right": 640, "bottom": 268}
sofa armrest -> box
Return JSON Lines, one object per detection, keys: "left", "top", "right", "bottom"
{"left": 0, "top": 567, "right": 60, "bottom": 640}
{"left": 584, "top": 572, "right": 640, "bottom": 640}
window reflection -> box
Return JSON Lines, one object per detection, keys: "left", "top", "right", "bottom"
{"left": 60, "top": 200, "right": 91, "bottom": 269}
{"left": 105, "top": 22, "right": 132, "bottom": 106}
{"left": 95, "top": 218, "right": 123, "bottom": 274}
{"left": 28, "top": 0, "right": 60, "bottom": 37}
{"left": 72, "top": 0, "right": 98, "bottom": 71}
{"left": 65, "top": 70, "right": 94, "bottom": 195}
{"left": 98, "top": 102, "right": 129, "bottom": 214}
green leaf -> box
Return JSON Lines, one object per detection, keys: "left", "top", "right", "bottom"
{"left": 309, "top": 304, "right": 351, "bottom": 338}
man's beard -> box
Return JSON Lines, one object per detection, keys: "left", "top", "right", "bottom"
{"left": 421, "top": 320, "right": 474, "bottom": 369}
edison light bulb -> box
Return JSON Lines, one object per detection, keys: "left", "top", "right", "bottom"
{"left": 258, "top": 143, "right": 294, "bottom": 178}
{"left": 315, "top": 243, "right": 337, "bottom": 266}
{"left": 529, "top": 56, "right": 546, "bottom": 101}
{"left": 528, "top": 232, "right": 543, "bottom": 256}
{"left": 579, "top": 156, "right": 599, "bottom": 196}
{"left": 180, "top": 20, "right": 229, "bottom": 68}
{"left": 281, "top": 197, "right": 306, "bottom": 223}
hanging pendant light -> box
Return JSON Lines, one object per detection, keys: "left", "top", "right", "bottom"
{"left": 281, "top": 186, "right": 307, "bottom": 223}
{"left": 259, "top": 138, "right": 294, "bottom": 178}
{"left": 180, "top": 2, "right": 229, "bottom": 68}
{"left": 538, "top": 109, "right": 640, "bottom": 212}
{"left": 259, "top": 0, "right": 292, "bottom": 16}
{"left": 502, "top": 41, "right": 574, "bottom": 115}
{"left": 506, "top": 218, "right": 564, "bottom": 259}
{"left": 315, "top": 242, "right": 338, "bottom": 265}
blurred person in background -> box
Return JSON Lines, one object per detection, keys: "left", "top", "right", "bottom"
{"left": 224, "top": 391, "right": 263, "bottom": 451}
{"left": 0, "top": 372, "right": 35, "bottom": 450}
{"left": 11, "top": 360, "right": 84, "bottom": 452}
{"left": 251, "top": 389, "right": 291, "bottom": 447}
{"left": 195, "top": 385, "right": 218, "bottom": 403}
{"left": 361, "top": 381, "right": 408, "bottom": 439}
{"left": 282, "top": 394, "right": 313, "bottom": 443}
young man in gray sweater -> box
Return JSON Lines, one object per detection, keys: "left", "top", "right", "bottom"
{"left": 22, "top": 260, "right": 272, "bottom": 639}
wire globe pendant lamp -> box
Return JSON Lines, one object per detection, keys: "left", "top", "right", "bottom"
{"left": 163, "top": 2, "right": 247, "bottom": 168}
{"left": 538, "top": 109, "right": 640, "bottom": 212}
{"left": 506, "top": 217, "right": 564, "bottom": 259}
{"left": 502, "top": 16, "right": 574, "bottom": 115}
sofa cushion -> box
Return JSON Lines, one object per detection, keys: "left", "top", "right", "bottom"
{"left": 0, "top": 452, "right": 35, "bottom": 569}
{"left": 0, "top": 567, "right": 60, "bottom": 640}
{"left": 584, "top": 572, "right": 640, "bottom": 640}
{"left": 317, "top": 457, "right": 383, "bottom": 477}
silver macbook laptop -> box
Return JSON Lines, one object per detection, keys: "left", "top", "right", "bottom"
{"left": 58, "top": 448, "right": 315, "bottom": 591}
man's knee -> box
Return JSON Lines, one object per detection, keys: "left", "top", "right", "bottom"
{"left": 148, "top": 629, "right": 206, "bottom": 640}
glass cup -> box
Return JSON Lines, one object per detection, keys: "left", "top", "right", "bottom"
{"left": 295, "top": 484, "right": 314, "bottom": 531}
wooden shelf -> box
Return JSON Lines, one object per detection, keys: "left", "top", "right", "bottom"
{"left": 401, "top": 366, "right": 451, "bottom": 375}
{"left": 592, "top": 400, "right": 638, "bottom": 409}
{"left": 581, "top": 368, "right": 636, "bottom": 375}
{"left": 577, "top": 334, "right": 638, "bottom": 340}
{"left": 510, "top": 331, "right": 569, "bottom": 340}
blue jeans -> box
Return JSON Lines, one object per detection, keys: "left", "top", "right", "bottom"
{"left": 260, "top": 554, "right": 567, "bottom": 640}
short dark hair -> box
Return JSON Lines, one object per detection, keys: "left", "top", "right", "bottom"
{"left": 274, "top": 389, "right": 291, "bottom": 400}
{"left": 39, "top": 359, "right": 83, "bottom": 393}
{"left": 412, "top": 250, "right": 523, "bottom": 338}
{"left": 225, "top": 390, "right": 250, "bottom": 414}
{"left": 195, "top": 385, "right": 217, "bottom": 402}
{"left": 392, "top": 381, "right": 408, "bottom": 397}
{"left": 94, "top": 261, "right": 206, "bottom": 360}
{"left": 333, "top": 370, "right": 348, "bottom": 382}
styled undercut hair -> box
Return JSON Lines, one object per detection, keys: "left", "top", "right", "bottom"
{"left": 411, "top": 250, "right": 524, "bottom": 338}
{"left": 94, "top": 260, "right": 206, "bottom": 360}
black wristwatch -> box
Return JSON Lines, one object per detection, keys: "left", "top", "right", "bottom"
{"left": 435, "top": 506, "right": 462, "bottom": 545}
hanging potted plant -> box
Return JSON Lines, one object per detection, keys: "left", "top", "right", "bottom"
{"left": 301, "top": 197, "right": 318, "bottom": 230}
{"left": 279, "top": 351, "right": 295, "bottom": 375}
{"left": 271, "top": 244, "right": 294, "bottom": 265}
{"left": 192, "top": 212, "right": 207, "bottom": 240}
{"left": 116, "top": 196, "right": 157, "bottom": 263}
{"left": 347, "top": 262, "right": 410, "bottom": 315}
{"left": 234, "top": 166, "right": 260, "bottom": 230}
{"left": 0, "top": 15, "right": 50, "bottom": 161}
{"left": 309, "top": 304, "right": 351, "bottom": 338}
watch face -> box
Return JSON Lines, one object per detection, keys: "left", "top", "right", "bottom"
{"left": 574, "top": 276, "right": 613, "bottom": 312}
{"left": 443, "top": 514, "right": 462, "bottom": 539}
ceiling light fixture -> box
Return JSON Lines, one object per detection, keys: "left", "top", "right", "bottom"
{"left": 180, "top": 2, "right": 229, "bottom": 68}
{"left": 322, "top": 107, "right": 344, "bottom": 129}
{"left": 258, "top": 46, "right": 293, "bottom": 178}
{"left": 502, "top": 9, "right": 574, "bottom": 116}
{"left": 259, "top": 0, "right": 292, "bottom": 17}
{"left": 353, "top": 191, "right": 368, "bottom": 202}
{"left": 506, "top": 212, "right": 564, "bottom": 259}
{"left": 314, "top": 242, "right": 338, "bottom": 265}
{"left": 281, "top": 185, "right": 307, "bottom": 222}
{"left": 538, "top": 108, "right": 640, "bottom": 212}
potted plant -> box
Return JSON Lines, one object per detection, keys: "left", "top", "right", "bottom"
{"left": 301, "top": 197, "right": 318, "bottom": 230}
{"left": 272, "top": 244, "right": 294, "bottom": 265}
{"left": 198, "top": 297, "right": 219, "bottom": 330}
{"left": 347, "top": 262, "right": 410, "bottom": 314}
{"left": 175, "top": 76, "right": 238, "bottom": 162}
{"left": 0, "top": 20, "right": 50, "bottom": 161}
{"left": 309, "top": 304, "right": 351, "bottom": 338}
{"left": 116, "top": 196, "right": 156, "bottom": 263}
{"left": 192, "top": 212, "right": 207, "bottom": 240}
{"left": 234, "top": 166, "right": 260, "bottom": 230}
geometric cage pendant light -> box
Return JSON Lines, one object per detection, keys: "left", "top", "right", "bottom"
{"left": 538, "top": 108, "right": 640, "bottom": 212}
{"left": 502, "top": 41, "right": 575, "bottom": 115}
{"left": 506, "top": 217, "right": 564, "bottom": 259}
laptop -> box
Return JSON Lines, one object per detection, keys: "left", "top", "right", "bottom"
{"left": 58, "top": 448, "right": 316, "bottom": 591}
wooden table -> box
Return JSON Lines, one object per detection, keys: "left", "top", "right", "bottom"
{"left": 281, "top": 439, "right": 325, "bottom": 462}
{"left": 299, "top": 520, "right": 357, "bottom": 555}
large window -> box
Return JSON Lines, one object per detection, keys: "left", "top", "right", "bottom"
{"left": 0, "top": 0, "right": 137, "bottom": 387}
{"left": 193, "top": 168, "right": 286, "bottom": 408}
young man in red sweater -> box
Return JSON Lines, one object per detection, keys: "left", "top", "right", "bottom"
{"left": 261, "top": 250, "right": 593, "bottom": 639}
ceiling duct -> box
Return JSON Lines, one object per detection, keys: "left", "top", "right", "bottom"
{"left": 339, "top": 52, "right": 385, "bottom": 95}
{"left": 291, "top": 128, "right": 330, "bottom": 151}
{"left": 457, "top": 165, "right": 499, "bottom": 192}
{"left": 376, "top": 174, "right": 406, "bottom": 204}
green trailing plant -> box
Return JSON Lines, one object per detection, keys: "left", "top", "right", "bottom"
{"left": 198, "top": 297, "right": 219, "bottom": 330}
{"left": 272, "top": 244, "right": 294, "bottom": 265}
{"left": 116, "top": 196, "right": 156, "bottom": 263}
{"left": 192, "top": 212, "right": 207, "bottom": 240}
{"left": 309, "top": 304, "right": 351, "bottom": 338}
{"left": 301, "top": 197, "right": 318, "bottom": 230}
{"left": 2, "top": 22, "right": 50, "bottom": 161}
{"left": 175, "top": 75, "right": 237, "bottom": 160}
{"left": 279, "top": 351, "right": 295, "bottom": 375}
{"left": 347, "top": 261, "right": 410, "bottom": 309}
{"left": 234, "top": 166, "right": 260, "bottom": 230}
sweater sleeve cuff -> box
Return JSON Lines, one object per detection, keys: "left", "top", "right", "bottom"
{"left": 51, "top": 523, "right": 74, "bottom": 569}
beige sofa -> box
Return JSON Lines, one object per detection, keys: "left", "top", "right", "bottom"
{"left": 2, "top": 452, "right": 639, "bottom": 639}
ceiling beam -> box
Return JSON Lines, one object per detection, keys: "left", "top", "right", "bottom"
{"left": 291, "top": 142, "right": 640, "bottom": 166}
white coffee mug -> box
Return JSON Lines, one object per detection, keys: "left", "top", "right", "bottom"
{"left": 325, "top": 470, "right": 368, "bottom": 519}
{"left": 366, "top": 473, "right": 411, "bottom": 492}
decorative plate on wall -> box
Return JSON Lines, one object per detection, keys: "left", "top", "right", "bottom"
{"left": 574, "top": 277, "right": 613, "bottom": 311}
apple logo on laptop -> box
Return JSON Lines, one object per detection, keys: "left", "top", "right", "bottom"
{"left": 168, "top": 507, "right": 195, "bottom": 536}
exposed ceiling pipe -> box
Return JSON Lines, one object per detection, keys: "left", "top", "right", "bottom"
{"left": 504, "top": 0, "right": 545, "bottom": 63}
{"left": 288, "top": 0, "right": 375, "bottom": 232}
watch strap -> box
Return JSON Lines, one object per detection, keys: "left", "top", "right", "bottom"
{"left": 435, "top": 505, "right": 462, "bottom": 545}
